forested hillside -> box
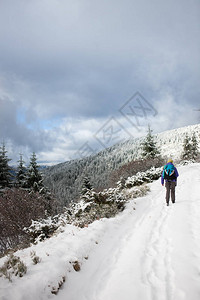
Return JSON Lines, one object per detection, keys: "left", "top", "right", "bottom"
{"left": 43, "top": 124, "right": 200, "bottom": 206}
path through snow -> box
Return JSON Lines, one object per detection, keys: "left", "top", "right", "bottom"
{"left": 1, "top": 164, "right": 200, "bottom": 300}
{"left": 57, "top": 163, "right": 200, "bottom": 300}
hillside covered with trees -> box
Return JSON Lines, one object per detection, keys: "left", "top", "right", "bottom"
{"left": 43, "top": 124, "right": 200, "bottom": 206}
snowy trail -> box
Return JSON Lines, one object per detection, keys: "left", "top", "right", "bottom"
{"left": 57, "top": 164, "right": 200, "bottom": 300}
{"left": 1, "top": 164, "right": 200, "bottom": 300}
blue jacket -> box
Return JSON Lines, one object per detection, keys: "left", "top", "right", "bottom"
{"left": 161, "top": 162, "right": 179, "bottom": 185}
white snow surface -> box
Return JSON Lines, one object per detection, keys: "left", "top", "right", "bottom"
{"left": 1, "top": 163, "right": 200, "bottom": 300}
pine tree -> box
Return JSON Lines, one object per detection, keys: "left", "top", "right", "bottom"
{"left": 0, "top": 143, "right": 12, "bottom": 188}
{"left": 16, "top": 154, "right": 27, "bottom": 187}
{"left": 81, "top": 176, "right": 92, "bottom": 195}
{"left": 182, "top": 134, "right": 192, "bottom": 160}
{"left": 141, "top": 125, "right": 160, "bottom": 159}
{"left": 191, "top": 132, "right": 199, "bottom": 160}
{"left": 26, "top": 152, "right": 43, "bottom": 192}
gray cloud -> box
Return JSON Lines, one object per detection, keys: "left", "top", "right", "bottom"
{"left": 0, "top": 99, "right": 59, "bottom": 159}
{"left": 0, "top": 0, "right": 200, "bottom": 164}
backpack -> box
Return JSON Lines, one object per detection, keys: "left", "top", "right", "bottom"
{"left": 163, "top": 164, "right": 176, "bottom": 181}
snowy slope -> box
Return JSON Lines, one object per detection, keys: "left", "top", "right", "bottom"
{"left": 155, "top": 123, "right": 200, "bottom": 159}
{"left": 115, "top": 123, "right": 200, "bottom": 162}
{"left": 1, "top": 163, "right": 200, "bottom": 300}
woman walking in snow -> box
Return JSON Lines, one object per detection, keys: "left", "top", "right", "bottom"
{"left": 161, "top": 159, "right": 179, "bottom": 206}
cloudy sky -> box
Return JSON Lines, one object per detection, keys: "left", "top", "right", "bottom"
{"left": 0, "top": 0, "right": 200, "bottom": 165}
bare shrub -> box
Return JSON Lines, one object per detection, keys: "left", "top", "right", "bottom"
{"left": 0, "top": 188, "right": 56, "bottom": 255}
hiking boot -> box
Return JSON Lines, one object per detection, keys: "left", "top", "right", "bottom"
{"left": 166, "top": 203, "right": 169, "bottom": 206}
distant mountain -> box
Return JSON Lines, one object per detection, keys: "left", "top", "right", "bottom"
{"left": 43, "top": 123, "right": 200, "bottom": 206}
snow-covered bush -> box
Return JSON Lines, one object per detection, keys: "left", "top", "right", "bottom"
{"left": 24, "top": 218, "right": 59, "bottom": 243}
{"left": 179, "top": 159, "right": 196, "bottom": 166}
{"left": 125, "top": 167, "right": 162, "bottom": 188}
{"left": 124, "top": 185, "right": 150, "bottom": 199}
{"left": 109, "top": 157, "right": 164, "bottom": 187}
{"left": 51, "top": 276, "right": 66, "bottom": 295}
{"left": 64, "top": 180, "right": 151, "bottom": 228}
{"left": 30, "top": 251, "right": 41, "bottom": 265}
{"left": 0, "top": 254, "right": 27, "bottom": 281}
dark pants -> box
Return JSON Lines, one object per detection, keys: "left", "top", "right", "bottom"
{"left": 165, "top": 181, "right": 176, "bottom": 204}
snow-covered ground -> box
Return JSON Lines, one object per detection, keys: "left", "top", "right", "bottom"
{"left": 1, "top": 163, "right": 200, "bottom": 300}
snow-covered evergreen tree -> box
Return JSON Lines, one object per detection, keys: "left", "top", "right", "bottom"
{"left": 0, "top": 143, "right": 12, "bottom": 188}
{"left": 190, "top": 132, "right": 199, "bottom": 160}
{"left": 16, "top": 153, "right": 27, "bottom": 187}
{"left": 26, "top": 152, "right": 43, "bottom": 192}
{"left": 81, "top": 176, "right": 92, "bottom": 195}
{"left": 141, "top": 125, "right": 160, "bottom": 159}
{"left": 182, "top": 134, "right": 192, "bottom": 160}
